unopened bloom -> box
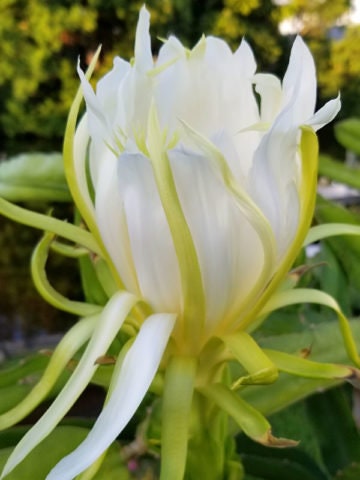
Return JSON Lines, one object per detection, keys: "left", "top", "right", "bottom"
{"left": 76, "top": 9, "right": 339, "bottom": 341}
{"left": 2, "top": 6, "right": 352, "bottom": 480}
{"left": 74, "top": 6, "right": 340, "bottom": 344}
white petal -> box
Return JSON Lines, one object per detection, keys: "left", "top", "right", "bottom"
{"left": 248, "top": 121, "right": 299, "bottom": 252}
{"left": 155, "top": 34, "right": 259, "bottom": 158}
{"left": 96, "top": 57, "right": 130, "bottom": 121}
{"left": 253, "top": 73, "right": 282, "bottom": 124}
{"left": 154, "top": 36, "right": 188, "bottom": 136}
{"left": 307, "top": 95, "right": 341, "bottom": 131}
{"left": 0, "top": 292, "right": 137, "bottom": 480}
{"left": 46, "top": 313, "right": 176, "bottom": 480}
{"left": 211, "top": 130, "right": 248, "bottom": 184}
{"left": 281, "top": 36, "right": 316, "bottom": 123}
{"left": 170, "top": 148, "right": 264, "bottom": 329}
{"left": 248, "top": 38, "right": 319, "bottom": 247}
{"left": 134, "top": 6, "right": 153, "bottom": 72}
{"left": 156, "top": 35, "right": 186, "bottom": 67}
{"left": 154, "top": 45, "right": 189, "bottom": 135}
{"left": 204, "top": 35, "right": 233, "bottom": 63}
{"left": 117, "top": 152, "right": 182, "bottom": 313}
{"left": 234, "top": 38, "right": 257, "bottom": 77}
{"left": 88, "top": 132, "right": 116, "bottom": 191}
{"left": 78, "top": 59, "right": 131, "bottom": 188}
{"left": 95, "top": 156, "right": 140, "bottom": 294}
{"left": 77, "top": 63, "right": 112, "bottom": 146}
{"left": 113, "top": 65, "right": 153, "bottom": 138}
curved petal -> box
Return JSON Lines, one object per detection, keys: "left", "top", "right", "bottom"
{"left": 0, "top": 292, "right": 138, "bottom": 480}
{"left": 88, "top": 133, "right": 117, "bottom": 193}
{"left": 157, "top": 35, "right": 187, "bottom": 67}
{"left": 134, "top": 6, "right": 153, "bottom": 72}
{"left": 95, "top": 156, "right": 140, "bottom": 294}
{"left": 248, "top": 122, "right": 300, "bottom": 255}
{"left": 78, "top": 59, "right": 130, "bottom": 159}
{"left": 307, "top": 95, "right": 341, "bottom": 131}
{"left": 116, "top": 152, "right": 182, "bottom": 313}
{"left": 170, "top": 147, "right": 264, "bottom": 329}
{"left": 108, "top": 7, "right": 153, "bottom": 139}
{"left": 46, "top": 313, "right": 176, "bottom": 480}
{"left": 77, "top": 64, "right": 112, "bottom": 147}
{"left": 96, "top": 57, "right": 131, "bottom": 124}
{"left": 253, "top": 73, "right": 282, "bottom": 124}
{"left": 113, "top": 65, "right": 153, "bottom": 142}
{"left": 155, "top": 35, "right": 259, "bottom": 151}
{"left": 211, "top": 130, "right": 248, "bottom": 185}
{"left": 233, "top": 38, "right": 257, "bottom": 78}
{"left": 154, "top": 38, "right": 189, "bottom": 136}
{"left": 281, "top": 36, "right": 316, "bottom": 122}
{"left": 249, "top": 41, "right": 313, "bottom": 251}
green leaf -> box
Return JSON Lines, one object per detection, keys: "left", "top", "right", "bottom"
{"left": 314, "top": 196, "right": 360, "bottom": 293}
{"left": 239, "top": 401, "right": 328, "bottom": 479}
{"left": 305, "top": 387, "right": 360, "bottom": 475}
{"left": 0, "top": 426, "right": 130, "bottom": 480}
{"left": 0, "top": 153, "right": 71, "bottom": 202}
{"left": 0, "top": 426, "right": 89, "bottom": 479}
{"left": 319, "top": 154, "right": 360, "bottom": 190}
{"left": 0, "top": 385, "right": 36, "bottom": 416}
{"left": 310, "top": 242, "right": 351, "bottom": 316}
{"left": 336, "top": 463, "right": 360, "bottom": 480}
{"left": 334, "top": 118, "right": 360, "bottom": 155}
{"left": 239, "top": 438, "right": 328, "bottom": 480}
{"left": 0, "top": 354, "right": 49, "bottom": 388}
{"left": 0, "top": 427, "right": 30, "bottom": 450}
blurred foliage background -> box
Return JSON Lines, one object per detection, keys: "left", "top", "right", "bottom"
{"left": 0, "top": 0, "right": 358, "bottom": 149}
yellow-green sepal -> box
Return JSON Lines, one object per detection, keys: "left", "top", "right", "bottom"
{"left": 264, "top": 349, "right": 360, "bottom": 386}
{"left": 259, "top": 287, "right": 360, "bottom": 368}
{"left": 305, "top": 223, "right": 360, "bottom": 245}
{"left": 0, "top": 197, "right": 101, "bottom": 254}
{"left": 219, "top": 332, "right": 278, "bottom": 388}
{"left": 63, "top": 47, "right": 100, "bottom": 238}
{"left": 31, "top": 231, "right": 102, "bottom": 317}
{"left": 200, "top": 383, "right": 298, "bottom": 447}
{"left": 147, "top": 104, "right": 206, "bottom": 350}
{"left": 0, "top": 315, "right": 98, "bottom": 430}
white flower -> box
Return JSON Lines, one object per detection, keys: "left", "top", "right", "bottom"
{"left": 0, "top": 7, "right": 342, "bottom": 480}
{"left": 75, "top": 7, "right": 339, "bottom": 339}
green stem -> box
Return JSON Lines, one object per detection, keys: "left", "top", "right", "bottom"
{"left": 160, "top": 356, "right": 196, "bottom": 480}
